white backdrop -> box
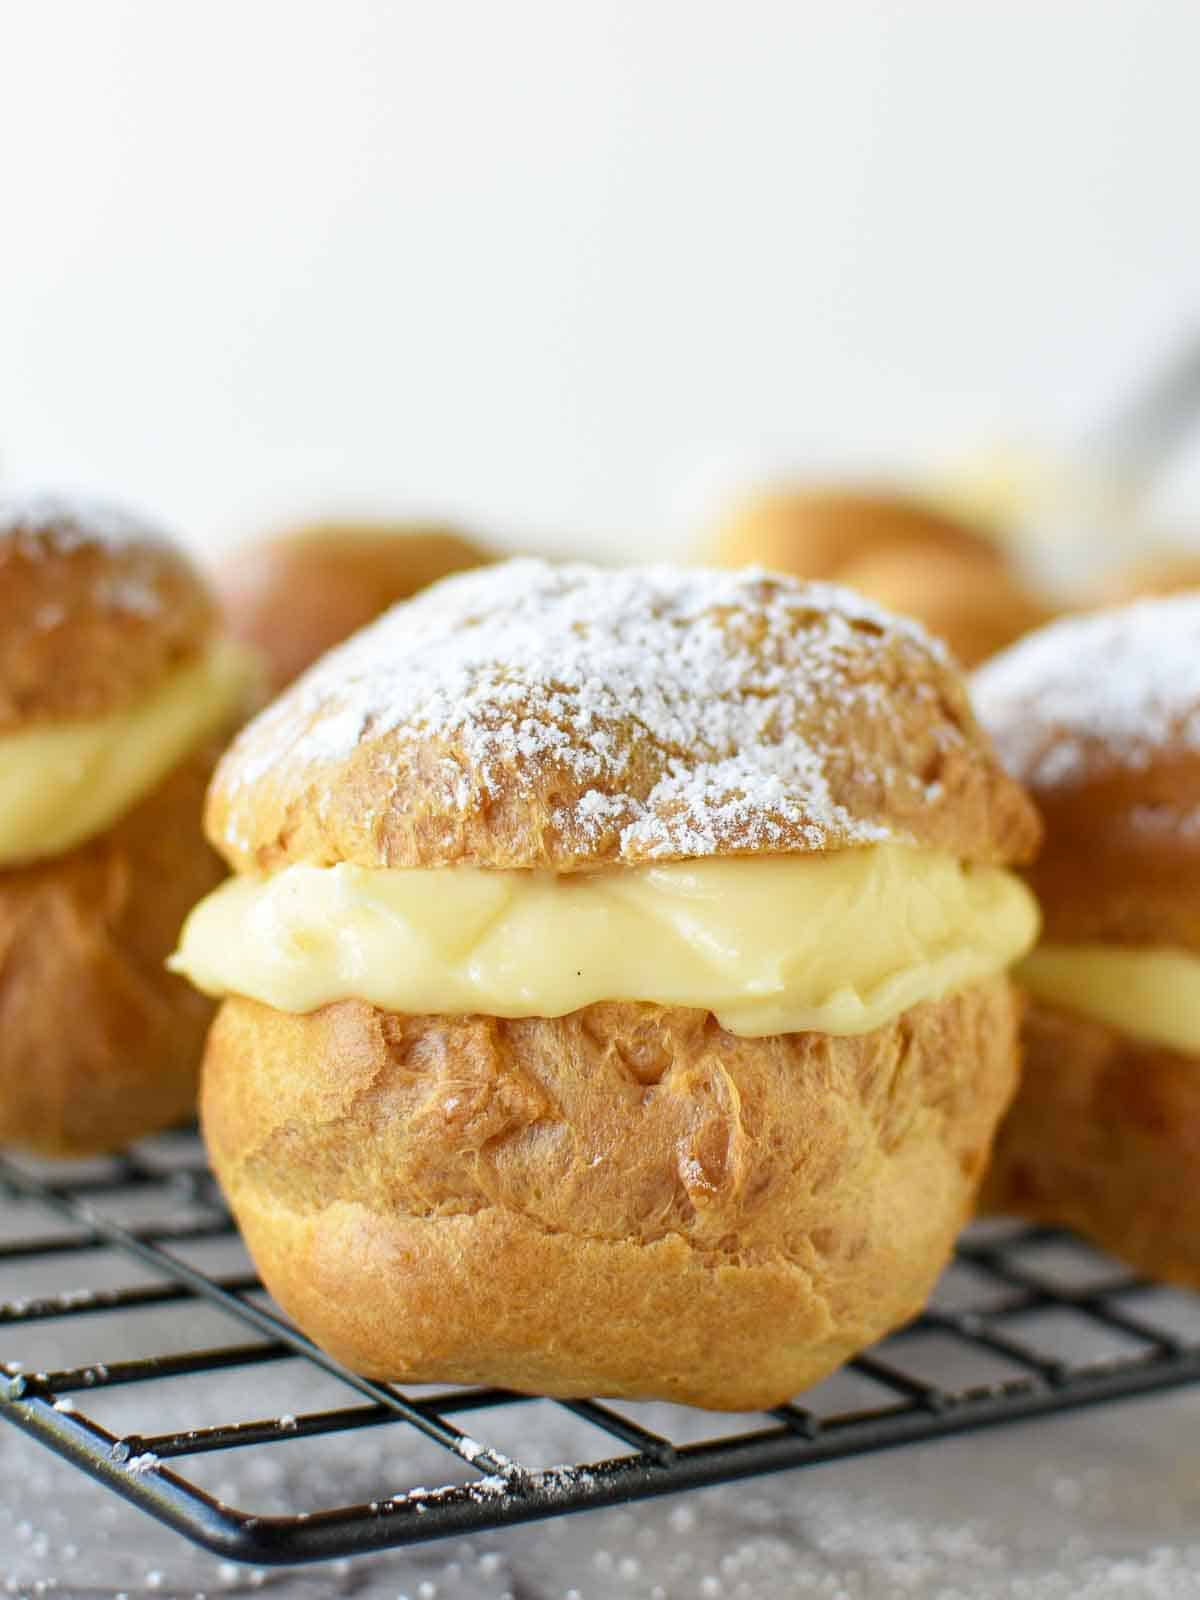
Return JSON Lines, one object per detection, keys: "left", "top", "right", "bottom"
{"left": 3, "top": 0, "right": 1199, "bottom": 563}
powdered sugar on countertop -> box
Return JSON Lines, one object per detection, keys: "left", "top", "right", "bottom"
{"left": 222, "top": 558, "right": 952, "bottom": 860}
{"left": 973, "top": 594, "right": 1200, "bottom": 789}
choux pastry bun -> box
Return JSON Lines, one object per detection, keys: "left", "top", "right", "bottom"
{"left": 708, "top": 486, "right": 1045, "bottom": 666}
{"left": 836, "top": 546, "right": 1055, "bottom": 668}
{"left": 975, "top": 596, "right": 1200, "bottom": 1286}
{"left": 0, "top": 494, "right": 255, "bottom": 1155}
{"left": 710, "top": 486, "right": 1002, "bottom": 581}
{"left": 216, "top": 520, "right": 487, "bottom": 691}
{"left": 1090, "top": 549, "right": 1200, "bottom": 606}
{"left": 175, "top": 559, "right": 1040, "bottom": 1409}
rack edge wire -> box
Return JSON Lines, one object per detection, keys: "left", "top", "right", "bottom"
{"left": 3, "top": 1148, "right": 1200, "bottom": 1565}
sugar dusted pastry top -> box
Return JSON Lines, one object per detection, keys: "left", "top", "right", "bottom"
{"left": 973, "top": 595, "right": 1200, "bottom": 793}
{"left": 975, "top": 595, "right": 1200, "bottom": 951}
{"left": 0, "top": 494, "right": 216, "bottom": 731}
{"left": 207, "top": 560, "right": 1037, "bottom": 874}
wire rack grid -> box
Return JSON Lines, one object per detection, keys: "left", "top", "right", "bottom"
{"left": 2, "top": 1129, "right": 1200, "bottom": 1569}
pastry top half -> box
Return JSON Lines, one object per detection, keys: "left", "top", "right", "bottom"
{"left": 207, "top": 558, "right": 1039, "bottom": 875}
{"left": 0, "top": 494, "right": 217, "bottom": 731}
{"left": 0, "top": 493, "right": 254, "bottom": 867}
{"left": 974, "top": 594, "right": 1200, "bottom": 953}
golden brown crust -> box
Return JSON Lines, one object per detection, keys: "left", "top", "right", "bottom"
{"left": 216, "top": 522, "right": 488, "bottom": 692}
{"left": 206, "top": 562, "right": 1040, "bottom": 875}
{"left": 982, "top": 1000, "right": 1200, "bottom": 1289}
{"left": 0, "top": 495, "right": 217, "bottom": 731}
{"left": 202, "top": 979, "right": 1020, "bottom": 1409}
{"left": 837, "top": 547, "right": 1054, "bottom": 668}
{"left": 709, "top": 487, "right": 1003, "bottom": 581}
{"left": 0, "top": 742, "right": 226, "bottom": 1155}
{"left": 973, "top": 598, "right": 1200, "bottom": 952}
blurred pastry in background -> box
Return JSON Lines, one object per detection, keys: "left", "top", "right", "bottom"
{"left": 0, "top": 494, "right": 255, "bottom": 1155}
{"left": 1090, "top": 547, "right": 1200, "bottom": 605}
{"left": 974, "top": 596, "right": 1200, "bottom": 1286}
{"left": 707, "top": 485, "right": 1047, "bottom": 665}
{"left": 837, "top": 545, "right": 1054, "bottom": 667}
{"left": 710, "top": 485, "right": 1002, "bottom": 580}
{"left": 216, "top": 520, "right": 488, "bottom": 691}
{"left": 176, "top": 559, "right": 1040, "bottom": 1409}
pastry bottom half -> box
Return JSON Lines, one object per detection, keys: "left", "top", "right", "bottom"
{"left": 0, "top": 745, "right": 223, "bottom": 1156}
{"left": 983, "top": 999, "right": 1200, "bottom": 1289}
{"left": 202, "top": 979, "right": 1017, "bottom": 1408}
{"left": 202, "top": 979, "right": 1019, "bottom": 1410}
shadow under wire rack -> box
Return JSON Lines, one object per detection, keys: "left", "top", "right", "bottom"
{"left": 2, "top": 1129, "right": 1200, "bottom": 1567}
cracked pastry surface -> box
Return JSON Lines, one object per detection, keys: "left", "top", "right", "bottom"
{"left": 207, "top": 559, "right": 1037, "bottom": 874}
{"left": 205, "top": 981, "right": 1019, "bottom": 1408}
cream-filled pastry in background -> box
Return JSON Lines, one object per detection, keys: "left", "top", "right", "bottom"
{"left": 182, "top": 559, "right": 1039, "bottom": 1410}
{"left": 975, "top": 596, "right": 1200, "bottom": 1287}
{"left": 0, "top": 494, "right": 255, "bottom": 1155}
{"left": 215, "top": 519, "right": 488, "bottom": 692}
{"left": 705, "top": 485, "right": 1050, "bottom": 665}
{"left": 1089, "top": 548, "right": 1200, "bottom": 606}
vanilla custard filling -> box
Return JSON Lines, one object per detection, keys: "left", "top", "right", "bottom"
{"left": 170, "top": 844, "right": 1038, "bottom": 1038}
{"left": 0, "top": 639, "right": 255, "bottom": 867}
{"left": 1019, "top": 944, "right": 1200, "bottom": 1056}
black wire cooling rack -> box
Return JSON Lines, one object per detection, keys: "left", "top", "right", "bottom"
{"left": 2, "top": 1129, "right": 1200, "bottom": 1569}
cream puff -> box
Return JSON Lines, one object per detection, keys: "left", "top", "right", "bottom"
{"left": 216, "top": 520, "right": 487, "bottom": 692}
{"left": 0, "top": 494, "right": 255, "bottom": 1155}
{"left": 173, "top": 559, "right": 1040, "bottom": 1409}
{"left": 975, "top": 596, "right": 1200, "bottom": 1285}
{"left": 837, "top": 543, "right": 1055, "bottom": 669}
{"left": 709, "top": 486, "right": 1001, "bottom": 581}
{"left": 706, "top": 486, "right": 1047, "bottom": 666}
{"left": 1090, "top": 549, "right": 1200, "bottom": 606}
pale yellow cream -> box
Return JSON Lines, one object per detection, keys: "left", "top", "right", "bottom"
{"left": 0, "top": 639, "right": 255, "bottom": 867}
{"left": 1019, "top": 944, "right": 1200, "bottom": 1056}
{"left": 169, "top": 844, "right": 1039, "bottom": 1038}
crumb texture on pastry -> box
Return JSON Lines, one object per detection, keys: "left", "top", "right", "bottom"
{"left": 0, "top": 493, "right": 216, "bottom": 730}
{"left": 982, "top": 999, "right": 1200, "bottom": 1291}
{"left": 0, "top": 743, "right": 224, "bottom": 1155}
{"left": 202, "top": 978, "right": 1019, "bottom": 1409}
{"left": 208, "top": 559, "right": 1039, "bottom": 875}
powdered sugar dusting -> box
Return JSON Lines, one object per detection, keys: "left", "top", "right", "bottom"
{"left": 0, "top": 493, "right": 167, "bottom": 557}
{"left": 223, "top": 558, "right": 952, "bottom": 862}
{"left": 973, "top": 594, "right": 1200, "bottom": 789}
{"left": 0, "top": 492, "right": 173, "bottom": 621}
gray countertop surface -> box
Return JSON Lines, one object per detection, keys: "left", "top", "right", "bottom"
{"left": 4, "top": 1386, "right": 1200, "bottom": 1599}
{"left": 3, "top": 1149, "right": 1200, "bottom": 1600}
